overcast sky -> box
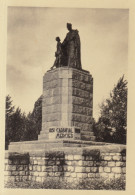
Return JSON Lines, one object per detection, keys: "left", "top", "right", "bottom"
{"left": 7, "top": 7, "right": 129, "bottom": 120}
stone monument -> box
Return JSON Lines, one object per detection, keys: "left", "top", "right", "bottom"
{"left": 5, "top": 24, "right": 126, "bottom": 185}
{"left": 9, "top": 23, "right": 95, "bottom": 152}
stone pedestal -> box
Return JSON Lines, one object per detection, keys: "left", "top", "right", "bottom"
{"left": 38, "top": 67, "right": 95, "bottom": 141}
{"left": 8, "top": 67, "right": 96, "bottom": 152}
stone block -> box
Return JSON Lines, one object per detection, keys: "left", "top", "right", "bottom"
{"left": 108, "top": 173, "right": 115, "bottom": 179}
{"left": 53, "top": 166, "right": 58, "bottom": 172}
{"left": 65, "top": 172, "right": 71, "bottom": 177}
{"left": 73, "top": 155, "right": 82, "bottom": 160}
{"left": 29, "top": 171, "right": 34, "bottom": 176}
{"left": 72, "top": 161, "right": 79, "bottom": 166}
{"left": 48, "top": 172, "right": 54, "bottom": 177}
{"left": 100, "top": 173, "right": 109, "bottom": 178}
{"left": 19, "top": 171, "right": 26, "bottom": 176}
{"left": 33, "top": 172, "right": 39, "bottom": 177}
{"left": 58, "top": 166, "right": 63, "bottom": 172}
{"left": 64, "top": 166, "right": 68, "bottom": 171}
{"left": 115, "top": 174, "right": 121, "bottom": 179}
{"left": 108, "top": 161, "right": 116, "bottom": 167}
{"left": 67, "top": 155, "right": 74, "bottom": 160}
{"left": 100, "top": 161, "right": 108, "bottom": 166}
{"left": 55, "top": 172, "right": 61, "bottom": 177}
{"left": 88, "top": 173, "right": 95, "bottom": 178}
{"left": 67, "top": 166, "right": 74, "bottom": 172}
{"left": 24, "top": 165, "right": 28, "bottom": 171}
{"left": 78, "top": 161, "right": 83, "bottom": 166}
{"left": 112, "top": 167, "right": 122, "bottom": 173}
{"left": 30, "top": 159, "right": 34, "bottom": 165}
{"left": 70, "top": 173, "right": 77, "bottom": 178}
{"left": 37, "top": 166, "right": 41, "bottom": 172}
{"left": 82, "top": 173, "right": 88, "bottom": 178}
{"left": 34, "top": 160, "right": 38, "bottom": 165}
{"left": 25, "top": 171, "right": 29, "bottom": 176}
{"left": 16, "top": 165, "right": 24, "bottom": 171}
{"left": 29, "top": 165, "right": 33, "bottom": 171}
{"left": 116, "top": 162, "right": 125, "bottom": 167}
{"left": 22, "top": 176, "right": 29, "bottom": 181}
{"left": 113, "top": 156, "right": 122, "bottom": 161}
{"left": 33, "top": 166, "right": 37, "bottom": 171}
{"left": 99, "top": 167, "right": 104, "bottom": 173}
{"left": 76, "top": 173, "right": 83, "bottom": 178}
{"left": 122, "top": 156, "right": 126, "bottom": 161}
{"left": 88, "top": 161, "right": 94, "bottom": 166}
{"left": 8, "top": 165, "right": 16, "bottom": 171}
{"left": 56, "top": 161, "right": 60, "bottom": 165}
{"left": 75, "top": 166, "right": 82, "bottom": 172}
{"left": 85, "top": 167, "right": 91, "bottom": 172}
{"left": 36, "top": 177, "right": 42, "bottom": 182}
{"left": 66, "top": 161, "right": 72, "bottom": 166}
{"left": 41, "top": 166, "right": 46, "bottom": 172}
{"left": 122, "top": 167, "right": 126, "bottom": 173}
{"left": 82, "top": 161, "right": 88, "bottom": 166}
{"left": 72, "top": 96, "right": 92, "bottom": 107}
{"left": 47, "top": 160, "right": 56, "bottom": 166}
{"left": 91, "top": 167, "right": 98, "bottom": 173}
{"left": 45, "top": 166, "right": 53, "bottom": 172}
{"left": 103, "top": 156, "right": 112, "bottom": 161}
{"left": 104, "top": 167, "right": 111, "bottom": 173}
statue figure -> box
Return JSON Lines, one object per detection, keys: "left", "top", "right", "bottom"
{"left": 51, "top": 37, "right": 63, "bottom": 69}
{"left": 62, "top": 23, "right": 82, "bottom": 69}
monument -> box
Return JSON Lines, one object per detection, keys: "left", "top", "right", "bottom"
{"left": 5, "top": 24, "right": 126, "bottom": 186}
{"left": 9, "top": 23, "right": 95, "bottom": 152}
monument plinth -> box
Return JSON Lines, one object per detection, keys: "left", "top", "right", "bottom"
{"left": 38, "top": 67, "right": 95, "bottom": 141}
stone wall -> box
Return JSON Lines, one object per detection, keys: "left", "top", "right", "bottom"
{"left": 4, "top": 145, "right": 126, "bottom": 183}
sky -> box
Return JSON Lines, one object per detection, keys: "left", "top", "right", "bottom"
{"left": 6, "top": 7, "right": 129, "bottom": 120}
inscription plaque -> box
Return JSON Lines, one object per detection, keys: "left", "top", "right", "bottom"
{"left": 49, "top": 127, "right": 81, "bottom": 140}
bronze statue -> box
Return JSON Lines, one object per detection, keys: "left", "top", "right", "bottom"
{"left": 62, "top": 23, "right": 82, "bottom": 69}
{"left": 52, "top": 23, "right": 82, "bottom": 70}
{"left": 51, "top": 37, "right": 63, "bottom": 69}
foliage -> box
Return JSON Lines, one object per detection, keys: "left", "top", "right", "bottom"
{"left": 5, "top": 95, "right": 42, "bottom": 149}
{"left": 93, "top": 75, "right": 127, "bottom": 144}
{"left": 5, "top": 95, "right": 15, "bottom": 149}
{"left": 4, "top": 177, "right": 126, "bottom": 190}
{"left": 21, "top": 95, "right": 42, "bottom": 141}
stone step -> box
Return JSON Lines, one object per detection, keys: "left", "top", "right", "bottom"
{"left": 8, "top": 138, "right": 105, "bottom": 153}
{"left": 81, "top": 135, "right": 96, "bottom": 141}
{"left": 8, "top": 142, "right": 64, "bottom": 152}
{"left": 81, "top": 132, "right": 94, "bottom": 136}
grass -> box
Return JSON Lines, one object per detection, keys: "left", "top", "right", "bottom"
{"left": 5, "top": 177, "right": 126, "bottom": 190}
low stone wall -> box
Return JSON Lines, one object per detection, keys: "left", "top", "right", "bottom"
{"left": 4, "top": 145, "right": 126, "bottom": 184}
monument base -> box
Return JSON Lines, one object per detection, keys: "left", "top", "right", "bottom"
{"left": 5, "top": 144, "right": 126, "bottom": 186}
{"left": 8, "top": 139, "right": 105, "bottom": 153}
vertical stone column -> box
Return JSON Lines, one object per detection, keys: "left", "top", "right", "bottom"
{"left": 59, "top": 68, "right": 72, "bottom": 126}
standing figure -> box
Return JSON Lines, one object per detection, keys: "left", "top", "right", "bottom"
{"left": 62, "top": 23, "right": 82, "bottom": 69}
{"left": 51, "top": 37, "right": 62, "bottom": 69}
